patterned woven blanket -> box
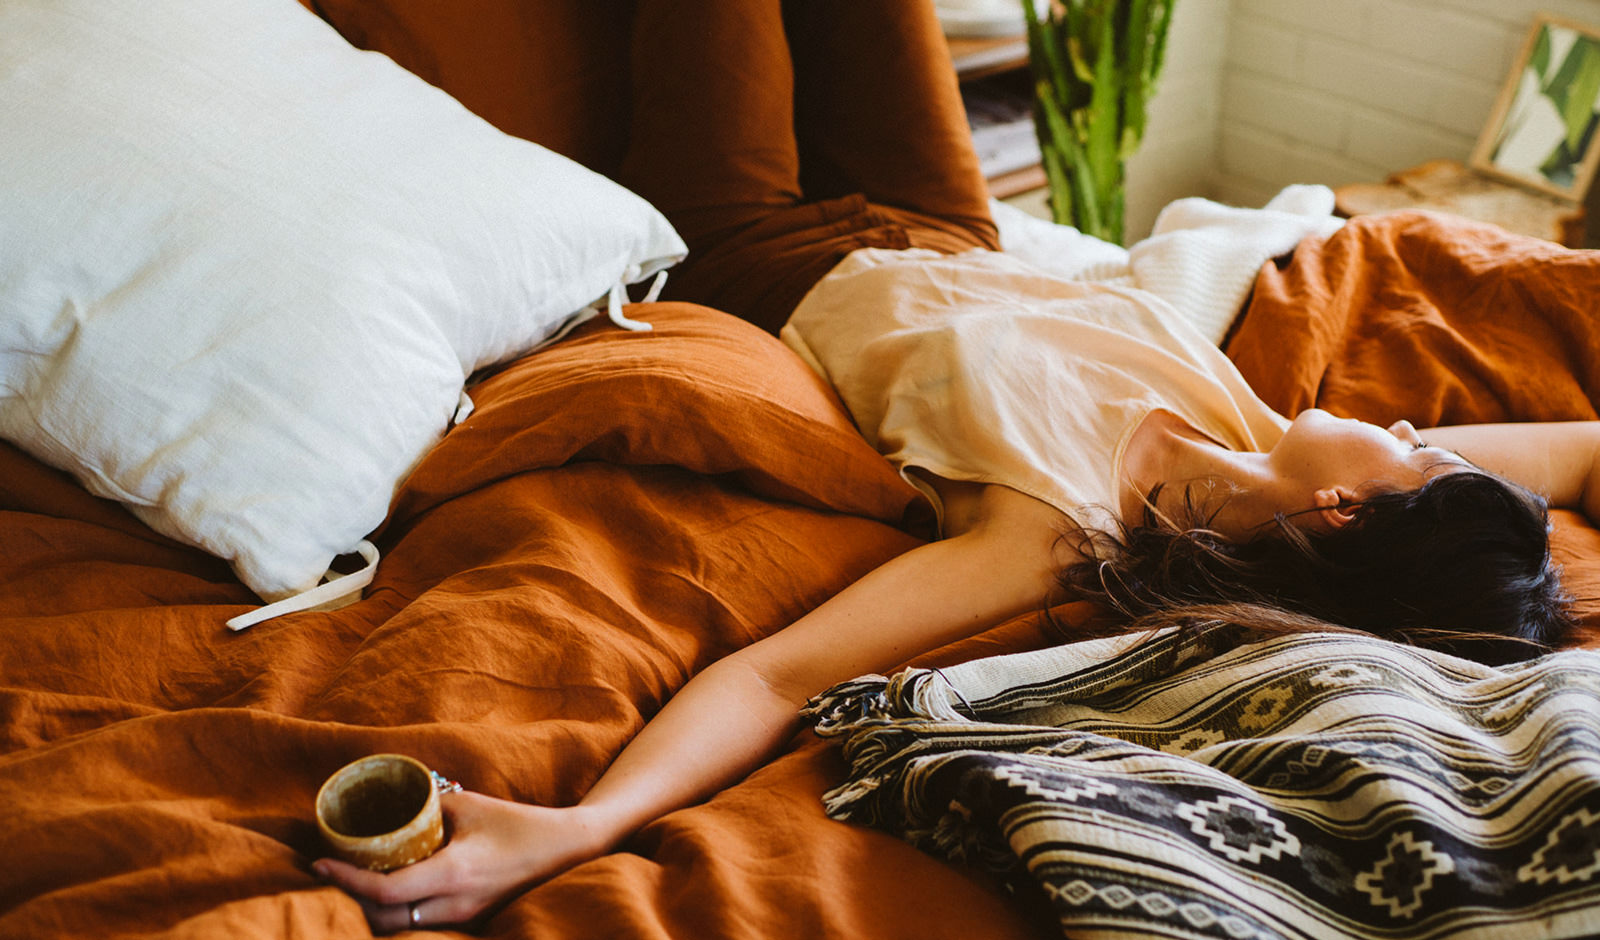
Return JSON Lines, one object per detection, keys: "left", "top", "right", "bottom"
{"left": 807, "top": 628, "right": 1600, "bottom": 939}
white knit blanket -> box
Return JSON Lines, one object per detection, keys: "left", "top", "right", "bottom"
{"left": 992, "top": 185, "right": 1345, "bottom": 344}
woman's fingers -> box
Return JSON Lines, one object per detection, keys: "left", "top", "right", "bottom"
{"left": 313, "top": 793, "right": 614, "bottom": 932}
{"left": 356, "top": 897, "right": 412, "bottom": 935}
{"left": 325, "top": 861, "right": 490, "bottom": 934}
{"left": 361, "top": 894, "right": 485, "bottom": 934}
{"left": 313, "top": 848, "right": 455, "bottom": 907}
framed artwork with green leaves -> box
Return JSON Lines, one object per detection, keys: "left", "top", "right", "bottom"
{"left": 1471, "top": 13, "right": 1600, "bottom": 202}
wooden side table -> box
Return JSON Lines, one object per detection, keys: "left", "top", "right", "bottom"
{"left": 1334, "top": 159, "right": 1586, "bottom": 247}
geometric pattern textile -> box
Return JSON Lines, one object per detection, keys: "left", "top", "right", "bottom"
{"left": 807, "top": 627, "right": 1600, "bottom": 939}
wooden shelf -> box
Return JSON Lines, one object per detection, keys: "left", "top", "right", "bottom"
{"left": 987, "top": 164, "right": 1047, "bottom": 199}
{"left": 947, "top": 34, "right": 1029, "bottom": 81}
{"left": 947, "top": 33, "right": 1043, "bottom": 199}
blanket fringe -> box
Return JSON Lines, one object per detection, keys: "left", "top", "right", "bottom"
{"left": 807, "top": 665, "right": 972, "bottom": 735}
{"left": 819, "top": 774, "right": 883, "bottom": 819}
{"left": 804, "top": 674, "right": 896, "bottom": 734}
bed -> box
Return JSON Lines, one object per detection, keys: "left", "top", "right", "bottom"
{"left": 2, "top": 1, "right": 1598, "bottom": 939}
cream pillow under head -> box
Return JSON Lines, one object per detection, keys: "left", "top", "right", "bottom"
{"left": 0, "top": 0, "right": 685, "bottom": 601}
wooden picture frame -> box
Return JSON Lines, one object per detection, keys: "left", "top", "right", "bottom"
{"left": 1470, "top": 13, "right": 1600, "bottom": 202}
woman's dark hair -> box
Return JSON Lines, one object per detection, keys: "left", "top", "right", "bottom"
{"left": 1054, "top": 470, "right": 1575, "bottom": 664}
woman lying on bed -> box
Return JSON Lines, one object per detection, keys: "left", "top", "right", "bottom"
{"left": 314, "top": 1, "right": 1598, "bottom": 931}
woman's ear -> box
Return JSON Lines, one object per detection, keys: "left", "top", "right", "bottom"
{"left": 1313, "top": 487, "right": 1357, "bottom": 530}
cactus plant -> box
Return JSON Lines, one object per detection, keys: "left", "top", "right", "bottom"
{"left": 1021, "top": 0, "right": 1176, "bottom": 244}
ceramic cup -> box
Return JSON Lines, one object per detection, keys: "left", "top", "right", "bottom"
{"left": 315, "top": 753, "right": 445, "bottom": 872}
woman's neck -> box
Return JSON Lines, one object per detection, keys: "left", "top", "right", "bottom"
{"left": 1120, "top": 410, "right": 1269, "bottom": 530}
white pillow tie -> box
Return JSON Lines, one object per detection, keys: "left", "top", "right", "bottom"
{"left": 639, "top": 269, "right": 669, "bottom": 304}
{"left": 605, "top": 280, "right": 650, "bottom": 332}
{"left": 225, "top": 539, "right": 380, "bottom": 631}
{"left": 532, "top": 270, "right": 670, "bottom": 353}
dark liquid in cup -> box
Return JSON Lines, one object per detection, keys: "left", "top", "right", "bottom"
{"left": 326, "top": 769, "right": 428, "bottom": 837}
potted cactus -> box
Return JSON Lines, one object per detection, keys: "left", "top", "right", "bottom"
{"left": 1021, "top": 0, "right": 1177, "bottom": 244}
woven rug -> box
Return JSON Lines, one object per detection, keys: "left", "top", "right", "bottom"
{"left": 807, "top": 628, "right": 1600, "bottom": 939}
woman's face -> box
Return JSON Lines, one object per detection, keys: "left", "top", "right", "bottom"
{"left": 1266, "top": 409, "right": 1459, "bottom": 492}
{"left": 1213, "top": 409, "right": 1468, "bottom": 537}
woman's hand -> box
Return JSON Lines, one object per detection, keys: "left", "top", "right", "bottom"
{"left": 312, "top": 791, "right": 614, "bottom": 933}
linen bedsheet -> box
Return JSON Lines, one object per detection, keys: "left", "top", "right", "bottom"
{"left": 5, "top": 211, "right": 1600, "bottom": 940}
{"left": 0, "top": 305, "right": 1054, "bottom": 939}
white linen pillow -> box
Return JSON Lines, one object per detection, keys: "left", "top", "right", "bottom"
{"left": 0, "top": 0, "right": 685, "bottom": 605}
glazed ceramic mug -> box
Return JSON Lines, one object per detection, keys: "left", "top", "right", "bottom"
{"left": 315, "top": 753, "right": 446, "bottom": 872}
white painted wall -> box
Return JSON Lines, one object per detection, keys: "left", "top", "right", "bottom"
{"left": 1123, "top": 0, "right": 1231, "bottom": 240}
{"left": 1105, "top": 0, "right": 1600, "bottom": 239}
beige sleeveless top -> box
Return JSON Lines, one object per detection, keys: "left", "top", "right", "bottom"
{"left": 781, "top": 248, "right": 1289, "bottom": 533}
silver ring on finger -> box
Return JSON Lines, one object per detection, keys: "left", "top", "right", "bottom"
{"left": 409, "top": 901, "right": 422, "bottom": 928}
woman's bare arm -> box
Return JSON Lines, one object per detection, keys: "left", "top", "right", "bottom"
{"left": 314, "top": 484, "right": 1064, "bottom": 929}
{"left": 1422, "top": 421, "right": 1600, "bottom": 521}
{"left": 576, "top": 484, "right": 1060, "bottom": 835}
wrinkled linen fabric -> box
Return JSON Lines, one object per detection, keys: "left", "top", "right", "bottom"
{"left": 0, "top": 306, "right": 1049, "bottom": 940}
{"left": 1226, "top": 210, "right": 1600, "bottom": 427}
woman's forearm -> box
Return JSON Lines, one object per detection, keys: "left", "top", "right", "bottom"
{"left": 574, "top": 653, "right": 804, "bottom": 849}
{"left": 1424, "top": 421, "right": 1600, "bottom": 520}
{"left": 567, "top": 496, "right": 1063, "bottom": 851}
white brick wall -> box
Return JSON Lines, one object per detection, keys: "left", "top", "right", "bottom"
{"left": 1111, "top": 0, "right": 1600, "bottom": 237}
{"left": 1211, "top": 0, "right": 1600, "bottom": 208}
